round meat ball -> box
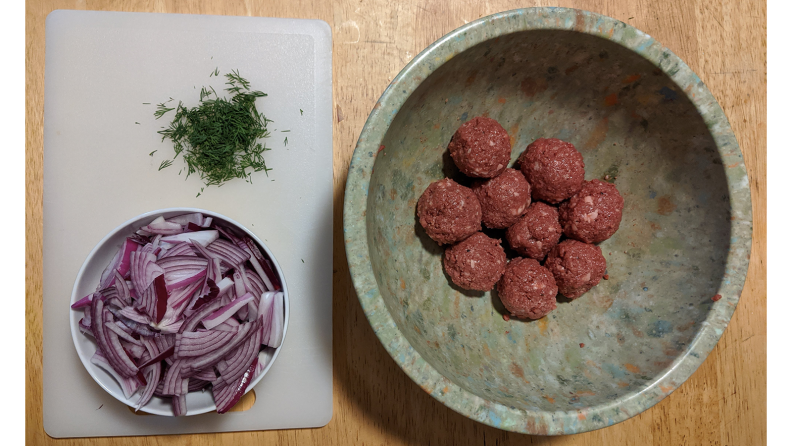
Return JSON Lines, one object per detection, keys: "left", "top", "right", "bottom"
{"left": 416, "top": 178, "right": 482, "bottom": 245}
{"left": 519, "top": 138, "right": 585, "bottom": 203}
{"left": 505, "top": 202, "right": 562, "bottom": 261}
{"left": 443, "top": 232, "right": 506, "bottom": 291}
{"left": 496, "top": 257, "right": 558, "bottom": 320}
{"left": 448, "top": 116, "right": 512, "bottom": 178}
{"left": 559, "top": 179, "right": 624, "bottom": 244}
{"left": 544, "top": 240, "right": 607, "bottom": 299}
{"left": 472, "top": 168, "right": 531, "bottom": 229}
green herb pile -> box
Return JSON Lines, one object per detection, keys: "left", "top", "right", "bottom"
{"left": 155, "top": 70, "right": 272, "bottom": 187}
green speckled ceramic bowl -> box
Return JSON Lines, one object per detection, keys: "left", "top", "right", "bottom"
{"left": 343, "top": 8, "right": 751, "bottom": 435}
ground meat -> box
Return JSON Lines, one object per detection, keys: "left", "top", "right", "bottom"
{"left": 417, "top": 178, "right": 482, "bottom": 245}
{"left": 559, "top": 179, "right": 624, "bottom": 244}
{"left": 505, "top": 202, "right": 562, "bottom": 261}
{"left": 496, "top": 257, "right": 558, "bottom": 319}
{"left": 519, "top": 138, "right": 585, "bottom": 203}
{"left": 443, "top": 232, "right": 506, "bottom": 291}
{"left": 472, "top": 168, "right": 531, "bottom": 229}
{"left": 448, "top": 116, "right": 512, "bottom": 178}
{"left": 544, "top": 240, "right": 607, "bottom": 299}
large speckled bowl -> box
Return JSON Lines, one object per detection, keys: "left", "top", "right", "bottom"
{"left": 343, "top": 8, "right": 751, "bottom": 435}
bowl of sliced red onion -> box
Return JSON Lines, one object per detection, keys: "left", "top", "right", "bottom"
{"left": 69, "top": 208, "right": 288, "bottom": 416}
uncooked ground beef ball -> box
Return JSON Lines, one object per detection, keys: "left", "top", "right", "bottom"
{"left": 416, "top": 178, "right": 482, "bottom": 245}
{"left": 519, "top": 138, "right": 585, "bottom": 204}
{"left": 505, "top": 202, "right": 562, "bottom": 261}
{"left": 559, "top": 179, "right": 624, "bottom": 244}
{"left": 443, "top": 233, "right": 506, "bottom": 291}
{"left": 448, "top": 116, "right": 512, "bottom": 178}
{"left": 544, "top": 240, "right": 607, "bottom": 299}
{"left": 472, "top": 168, "right": 531, "bottom": 229}
{"left": 496, "top": 257, "right": 558, "bottom": 320}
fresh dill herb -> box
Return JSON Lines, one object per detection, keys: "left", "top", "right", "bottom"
{"left": 300, "top": 109, "right": 303, "bottom": 115}
{"left": 149, "top": 150, "right": 157, "bottom": 156}
{"left": 143, "top": 102, "right": 151, "bottom": 105}
{"left": 155, "top": 70, "right": 273, "bottom": 188}
{"left": 281, "top": 130, "right": 290, "bottom": 132}
{"left": 301, "top": 259, "right": 304, "bottom": 263}
{"left": 196, "top": 192, "right": 201, "bottom": 197}
{"left": 159, "top": 159, "right": 174, "bottom": 170}
{"left": 284, "top": 137, "right": 288, "bottom": 146}
{"left": 210, "top": 67, "right": 219, "bottom": 77}
{"left": 135, "top": 122, "right": 140, "bottom": 125}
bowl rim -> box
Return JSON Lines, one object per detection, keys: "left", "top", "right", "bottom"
{"left": 342, "top": 7, "right": 752, "bottom": 435}
{"left": 69, "top": 207, "right": 290, "bottom": 416}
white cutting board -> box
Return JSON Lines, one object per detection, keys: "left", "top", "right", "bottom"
{"left": 43, "top": 10, "right": 333, "bottom": 437}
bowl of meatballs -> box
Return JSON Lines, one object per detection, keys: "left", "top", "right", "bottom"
{"left": 343, "top": 7, "right": 752, "bottom": 435}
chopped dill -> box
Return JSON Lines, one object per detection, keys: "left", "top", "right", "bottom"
{"left": 149, "top": 150, "right": 157, "bottom": 156}
{"left": 299, "top": 109, "right": 303, "bottom": 115}
{"left": 135, "top": 122, "right": 140, "bottom": 125}
{"left": 281, "top": 130, "right": 290, "bottom": 132}
{"left": 284, "top": 137, "right": 288, "bottom": 146}
{"left": 154, "top": 70, "right": 273, "bottom": 188}
{"left": 143, "top": 102, "right": 151, "bottom": 105}
{"left": 159, "top": 159, "right": 174, "bottom": 170}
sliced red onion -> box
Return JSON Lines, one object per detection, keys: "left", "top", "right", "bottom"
{"left": 182, "top": 319, "right": 259, "bottom": 374}
{"left": 130, "top": 251, "right": 164, "bottom": 295}
{"left": 120, "top": 340, "right": 146, "bottom": 359}
{"left": 188, "top": 378, "right": 211, "bottom": 392}
{"left": 91, "top": 350, "right": 140, "bottom": 399}
{"left": 138, "top": 345, "right": 175, "bottom": 369}
{"left": 114, "top": 271, "right": 131, "bottom": 306}
{"left": 202, "top": 293, "right": 255, "bottom": 330}
{"left": 143, "top": 219, "right": 183, "bottom": 235}
{"left": 189, "top": 238, "right": 218, "bottom": 261}
{"left": 245, "top": 269, "right": 266, "bottom": 297}
{"left": 165, "top": 213, "right": 204, "bottom": 227}
{"left": 105, "top": 321, "right": 142, "bottom": 345}
{"left": 193, "top": 367, "right": 217, "bottom": 382}
{"left": 160, "top": 241, "right": 197, "bottom": 258}
{"left": 243, "top": 236, "right": 280, "bottom": 291}
{"left": 175, "top": 329, "right": 238, "bottom": 358}
{"left": 117, "top": 306, "right": 150, "bottom": 324}
{"left": 161, "top": 230, "right": 219, "bottom": 248}
{"left": 71, "top": 294, "right": 93, "bottom": 310}
{"left": 108, "top": 307, "right": 159, "bottom": 337}
{"left": 98, "top": 238, "right": 140, "bottom": 290}
{"left": 257, "top": 292, "right": 276, "bottom": 346}
{"left": 172, "top": 394, "right": 187, "bottom": 416}
{"left": 179, "top": 298, "right": 222, "bottom": 334}
{"left": 201, "top": 217, "right": 213, "bottom": 228}
{"left": 135, "top": 362, "right": 161, "bottom": 411}
{"left": 161, "top": 359, "right": 186, "bottom": 395}
{"left": 157, "top": 255, "right": 208, "bottom": 291}
{"left": 78, "top": 318, "right": 94, "bottom": 338}
{"left": 219, "top": 325, "right": 261, "bottom": 385}
{"left": 207, "top": 239, "right": 250, "bottom": 267}
{"left": 214, "top": 357, "right": 258, "bottom": 414}
{"left": 91, "top": 297, "right": 137, "bottom": 377}
{"left": 247, "top": 348, "right": 276, "bottom": 390}
{"left": 268, "top": 292, "right": 285, "bottom": 349}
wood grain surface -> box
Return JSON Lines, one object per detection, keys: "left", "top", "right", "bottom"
{"left": 25, "top": 0, "right": 767, "bottom": 444}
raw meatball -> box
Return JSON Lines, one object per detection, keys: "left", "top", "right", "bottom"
{"left": 559, "top": 179, "right": 624, "bottom": 244}
{"left": 544, "top": 240, "right": 607, "bottom": 299}
{"left": 417, "top": 178, "right": 482, "bottom": 245}
{"left": 496, "top": 257, "right": 558, "bottom": 320}
{"left": 448, "top": 116, "right": 512, "bottom": 178}
{"left": 519, "top": 138, "right": 585, "bottom": 203}
{"left": 443, "top": 233, "right": 506, "bottom": 291}
{"left": 472, "top": 168, "right": 531, "bottom": 229}
{"left": 505, "top": 202, "right": 562, "bottom": 261}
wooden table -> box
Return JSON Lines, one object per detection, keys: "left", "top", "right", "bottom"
{"left": 26, "top": 1, "right": 766, "bottom": 444}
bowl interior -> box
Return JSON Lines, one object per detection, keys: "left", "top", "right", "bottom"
{"left": 367, "top": 30, "right": 730, "bottom": 413}
{"left": 70, "top": 208, "right": 289, "bottom": 416}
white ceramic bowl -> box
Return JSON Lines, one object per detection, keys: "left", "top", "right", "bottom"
{"left": 69, "top": 208, "right": 289, "bottom": 416}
